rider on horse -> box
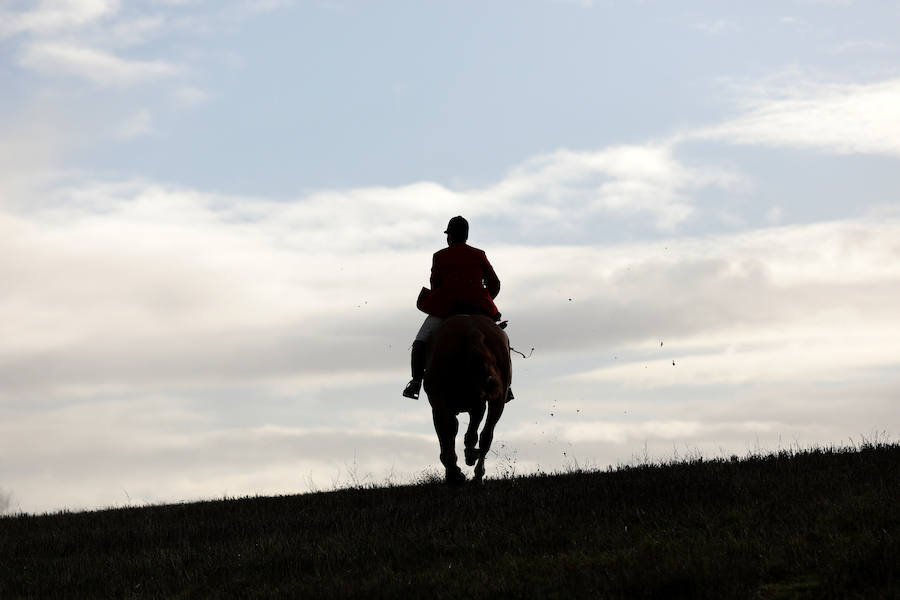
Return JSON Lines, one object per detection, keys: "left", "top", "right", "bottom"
{"left": 403, "top": 216, "right": 508, "bottom": 400}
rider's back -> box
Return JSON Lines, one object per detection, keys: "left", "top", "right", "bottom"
{"left": 427, "top": 243, "right": 500, "bottom": 319}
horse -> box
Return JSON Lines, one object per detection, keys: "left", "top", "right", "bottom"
{"left": 423, "top": 314, "right": 512, "bottom": 484}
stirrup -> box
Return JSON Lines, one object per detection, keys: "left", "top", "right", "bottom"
{"left": 403, "top": 379, "right": 422, "bottom": 399}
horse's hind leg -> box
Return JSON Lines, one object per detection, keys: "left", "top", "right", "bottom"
{"left": 432, "top": 406, "right": 465, "bottom": 485}
{"left": 464, "top": 403, "right": 486, "bottom": 466}
{"left": 474, "top": 399, "right": 505, "bottom": 482}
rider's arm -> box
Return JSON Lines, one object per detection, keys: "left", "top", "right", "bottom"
{"left": 482, "top": 257, "right": 500, "bottom": 299}
{"left": 430, "top": 254, "right": 443, "bottom": 289}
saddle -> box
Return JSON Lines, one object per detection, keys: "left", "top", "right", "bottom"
{"left": 447, "top": 303, "right": 502, "bottom": 322}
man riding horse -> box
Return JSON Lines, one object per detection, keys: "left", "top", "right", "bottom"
{"left": 403, "top": 216, "right": 511, "bottom": 401}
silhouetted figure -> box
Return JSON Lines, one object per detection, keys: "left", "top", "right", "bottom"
{"left": 403, "top": 216, "right": 502, "bottom": 400}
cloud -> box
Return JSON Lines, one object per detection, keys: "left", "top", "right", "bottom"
{"left": 574, "top": 319, "right": 900, "bottom": 387}
{"left": 0, "top": 0, "right": 120, "bottom": 36}
{"left": 503, "top": 218, "right": 900, "bottom": 357}
{"left": 19, "top": 41, "right": 180, "bottom": 85}
{"left": 694, "top": 77, "right": 900, "bottom": 157}
{"left": 501, "top": 379, "right": 898, "bottom": 469}
{"left": 3, "top": 178, "right": 899, "bottom": 511}
{"left": 0, "top": 128, "right": 895, "bottom": 512}
{"left": 2, "top": 165, "right": 897, "bottom": 402}
{"left": 0, "top": 141, "right": 741, "bottom": 399}
{"left": 478, "top": 144, "right": 741, "bottom": 231}
{"left": 0, "top": 180, "right": 431, "bottom": 398}
{"left": 0, "top": 396, "right": 436, "bottom": 513}
{"left": 3, "top": 2, "right": 899, "bottom": 514}
{"left": 0, "top": 0, "right": 190, "bottom": 113}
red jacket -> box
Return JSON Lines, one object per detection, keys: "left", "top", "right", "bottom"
{"left": 417, "top": 243, "right": 501, "bottom": 319}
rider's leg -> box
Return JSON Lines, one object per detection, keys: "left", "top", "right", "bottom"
{"left": 498, "top": 324, "right": 514, "bottom": 402}
{"left": 403, "top": 315, "right": 443, "bottom": 399}
{"left": 402, "top": 340, "right": 427, "bottom": 399}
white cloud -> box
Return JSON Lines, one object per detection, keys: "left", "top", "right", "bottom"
{"left": 2, "top": 166, "right": 897, "bottom": 400}
{"left": 0, "top": 0, "right": 120, "bottom": 36}
{"left": 478, "top": 144, "right": 742, "bottom": 231}
{"left": 0, "top": 143, "right": 740, "bottom": 396}
{"left": 535, "top": 219, "right": 900, "bottom": 389}
{"left": 20, "top": 41, "right": 181, "bottom": 85}
{"left": 696, "top": 77, "right": 900, "bottom": 157}
{"left": 574, "top": 318, "right": 900, "bottom": 387}
{"left": 0, "top": 397, "right": 435, "bottom": 513}
{"left": 2, "top": 171, "right": 899, "bottom": 511}
{"left": 3, "top": 1, "right": 899, "bottom": 514}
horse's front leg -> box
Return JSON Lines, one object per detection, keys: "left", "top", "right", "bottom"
{"left": 464, "top": 402, "right": 486, "bottom": 466}
{"left": 432, "top": 404, "right": 465, "bottom": 485}
{"left": 474, "top": 398, "right": 505, "bottom": 482}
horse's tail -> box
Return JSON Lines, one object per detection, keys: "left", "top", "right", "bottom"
{"left": 466, "top": 327, "right": 504, "bottom": 403}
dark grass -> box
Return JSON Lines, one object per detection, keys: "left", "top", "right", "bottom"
{"left": 2, "top": 443, "right": 898, "bottom": 599}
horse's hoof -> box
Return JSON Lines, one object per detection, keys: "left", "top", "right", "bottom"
{"left": 445, "top": 467, "right": 466, "bottom": 486}
{"left": 464, "top": 448, "right": 479, "bottom": 466}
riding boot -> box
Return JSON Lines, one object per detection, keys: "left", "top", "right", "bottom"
{"left": 402, "top": 340, "right": 428, "bottom": 399}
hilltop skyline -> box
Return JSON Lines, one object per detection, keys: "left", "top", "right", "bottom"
{"left": 1, "top": 0, "right": 899, "bottom": 513}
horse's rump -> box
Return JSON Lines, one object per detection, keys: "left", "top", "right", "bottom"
{"left": 424, "top": 315, "right": 511, "bottom": 414}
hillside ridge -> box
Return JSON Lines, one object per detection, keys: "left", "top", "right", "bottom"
{"left": 2, "top": 442, "right": 898, "bottom": 598}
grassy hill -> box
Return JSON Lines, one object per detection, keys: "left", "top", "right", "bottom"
{"left": 2, "top": 442, "right": 898, "bottom": 599}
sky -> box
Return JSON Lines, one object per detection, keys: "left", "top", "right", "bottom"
{"left": 1, "top": 0, "right": 899, "bottom": 514}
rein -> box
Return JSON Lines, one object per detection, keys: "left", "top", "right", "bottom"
{"left": 510, "top": 346, "right": 533, "bottom": 359}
